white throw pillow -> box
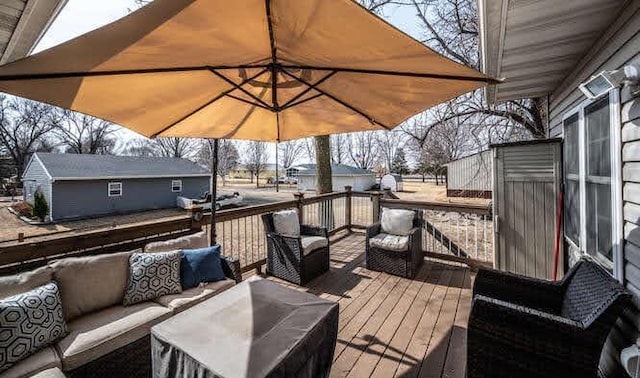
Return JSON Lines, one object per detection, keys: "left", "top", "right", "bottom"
{"left": 273, "top": 210, "right": 300, "bottom": 237}
{"left": 380, "top": 208, "right": 415, "bottom": 236}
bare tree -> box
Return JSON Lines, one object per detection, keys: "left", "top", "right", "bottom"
{"left": 278, "top": 140, "right": 304, "bottom": 169}
{"left": 120, "top": 138, "right": 156, "bottom": 157}
{"left": 55, "top": 110, "right": 117, "bottom": 154}
{"left": 330, "top": 134, "right": 350, "bottom": 165}
{"left": 152, "top": 137, "right": 200, "bottom": 159}
{"left": 348, "top": 132, "right": 379, "bottom": 170}
{"left": 245, "top": 141, "right": 268, "bottom": 187}
{"left": 302, "top": 138, "right": 316, "bottom": 162}
{"left": 0, "top": 97, "right": 61, "bottom": 181}
{"left": 315, "top": 136, "right": 333, "bottom": 193}
{"left": 197, "top": 139, "right": 239, "bottom": 186}
{"left": 376, "top": 130, "right": 407, "bottom": 173}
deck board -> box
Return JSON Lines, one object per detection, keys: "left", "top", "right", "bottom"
{"left": 263, "top": 233, "right": 472, "bottom": 378}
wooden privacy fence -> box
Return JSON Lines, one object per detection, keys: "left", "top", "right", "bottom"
{"left": 0, "top": 187, "right": 492, "bottom": 274}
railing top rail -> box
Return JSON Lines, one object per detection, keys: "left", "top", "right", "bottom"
{"left": 380, "top": 198, "right": 491, "bottom": 215}
{"left": 300, "top": 191, "right": 347, "bottom": 205}
{"left": 351, "top": 191, "right": 373, "bottom": 197}
{"left": 211, "top": 200, "right": 299, "bottom": 222}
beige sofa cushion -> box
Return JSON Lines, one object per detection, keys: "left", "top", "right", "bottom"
{"left": 0, "top": 266, "right": 53, "bottom": 299}
{"left": 56, "top": 302, "right": 171, "bottom": 370}
{"left": 144, "top": 231, "right": 208, "bottom": 253}
{"left": 273, "top": 210, "right": 300, "bottom": 236}
{"left": 154, "top": 279, "right": 235, "bottom": 312}
{"left": 301, "top": 236, "right": 328, "bottom": 255}
{"left": 380, "top": 208, "right": 415, "bottom": 236}
{"left": 370, "top": 233, "right": 410, "bottom": 251}
{"left": 1, "top": 347, "right": 61, "bottom": 378}
{"left": 50, "top": 251, "right": 134, "bottom": 321}
{"left": 30, "top": 367, "right": 66, "bottom": 378}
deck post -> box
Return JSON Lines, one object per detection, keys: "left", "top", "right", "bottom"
{"left": 294, "top": 192, "right": 305, "bottom": 224}
{"left": 344, "top": 186, "right": 352, "bottom": 231}
{"left": 371, "top": 191, "right": 381, "bottom": 222}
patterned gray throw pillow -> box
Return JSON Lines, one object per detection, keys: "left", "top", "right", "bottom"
{"left": 123, "top": 251, "right": 182, "bottom": 306}
{"left": 0, "top": 282, "right": 68, "bottom": 373}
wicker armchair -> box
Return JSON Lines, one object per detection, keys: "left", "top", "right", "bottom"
{"left": 262, "top": 213, "right": 330, "bottom": 285}
{"left": 467, "top": 258, "right": 632, "bottom": 378}
{"left": 365, "top": 210, "right": 423, "bottom": 278}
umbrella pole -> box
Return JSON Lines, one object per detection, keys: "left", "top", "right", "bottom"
{"left": 210, "top": 138, "right": 219, "bottom": 245}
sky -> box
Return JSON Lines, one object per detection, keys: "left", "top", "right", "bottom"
{"left": 33, "top": 0, "right": 424, "bottom": 163}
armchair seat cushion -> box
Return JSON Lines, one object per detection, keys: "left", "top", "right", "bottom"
{"left": 369, "top": 233, "right": 409, "bottom": 251}
{"left": 154, "top": 279, "right": 235, "bottom": 312}
{"left": 56, "top": 302, "right": 171, "bottom": 370}
{"left": 301, "top": 236, "right": 329, "bottom": 255}
{"left": 1, "top": 347, "right": 61, "bottom": 378}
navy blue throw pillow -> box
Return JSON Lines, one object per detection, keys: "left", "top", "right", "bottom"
{"left": 180, "top": 245, "right": 226, "bottom": 290}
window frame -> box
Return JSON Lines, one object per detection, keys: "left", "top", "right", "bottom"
{"left": 108, "top": 182, "right": 122, "bottom": 197}
{"left": 561, "top": 89, "right": 623, "bottom": 281}
{"left": 171, "top": 179, "right": 183, "bottom": 193}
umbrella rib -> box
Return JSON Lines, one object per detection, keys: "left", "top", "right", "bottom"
{"left": 279, "top": 69, "right": 392, "bottom": 130}
{"left": 151, "top": 68, "right": 269, "bottom": 138}
{"left": 278, "top": 64, "right": 499, "bottom": 84}
{"left": 209, "top": 68, "right": 273, "bottom": 110}
{"left": 225, "top": 94, "right": 273, "bottom": 111}
{"left": 280, "top": 71, "right": 337, "bottom": 110}
{"left": 266, "top": 0, "right": 279, "bottom": 111}
{"left": 0, "top": 65, "right": 269, "bottom": 81}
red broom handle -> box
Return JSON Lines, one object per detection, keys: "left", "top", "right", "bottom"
{"left": 553, "top": 190, "right": 564, "bottom": 281}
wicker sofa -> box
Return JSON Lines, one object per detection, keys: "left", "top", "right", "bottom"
{"left": 262, "top": 212, "right": 330, "bottom": 285}
{"left": 0, "top": 231, "right": 241, "bottom": 378}
{"left": 467, "top": 258, "right": 632, "bottom": 378}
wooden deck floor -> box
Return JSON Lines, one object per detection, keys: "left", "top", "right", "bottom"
{"left": 263, "top": 232, "right": 473, "bottom": 378}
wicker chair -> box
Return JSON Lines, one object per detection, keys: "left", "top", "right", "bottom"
{"left": 365, "top": 210, "right": 423, "bottom": 278}
{"left": 467, "top": 258, "right": 632, "bottom": 378}
{"left": 262, "top": 213, "right": 330, "bottom": 285}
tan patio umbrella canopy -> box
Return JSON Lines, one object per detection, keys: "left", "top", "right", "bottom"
{"left": 0, "top": 0, "right": 493, "bottom": 142}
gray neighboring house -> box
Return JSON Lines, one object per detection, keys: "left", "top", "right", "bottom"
{"left": 22, "top": 153, "right": 210, "bottom": 221}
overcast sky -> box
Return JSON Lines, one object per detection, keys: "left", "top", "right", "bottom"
{"left": 34, "top": 1, "right": 423, "bottom": 163}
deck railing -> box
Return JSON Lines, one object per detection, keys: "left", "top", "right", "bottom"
{"left": 0, "top": 187, "right": 492, "bottom": 274}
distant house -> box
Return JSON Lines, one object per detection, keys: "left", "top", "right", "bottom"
{"left": 230, "top": 163, "right": 284, "bottom": 179}
{"left": 443, "top": 150, "right": 492, "bottom": 199}
{"left": 22, "top": 153, "right": 210, "bottom": 221}
{"left": 294, "top": 164, "right": 375, "bottom": 192}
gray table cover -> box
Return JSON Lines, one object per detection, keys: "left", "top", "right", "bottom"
{"left": 151, "top": 276, "right": 339, "bottom": 378}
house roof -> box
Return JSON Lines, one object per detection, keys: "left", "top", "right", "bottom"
{"left": 479, "top": 0, "right": 625, "bottom": 103}
{"left": 29, "top": 153, "right": 210, "bottom": 180}
{"left": 0, "top": 0, "right": 68, "bottom": 64}
{"left": 294, "top": 164, "right": 373, "bottom": 176}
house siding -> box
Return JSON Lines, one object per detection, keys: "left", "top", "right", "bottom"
{"left": 51, "top": 176, "right": 209, "bottom": 220}
{"left": 297, "top": 175, "right": 375, "bottom": 192}
{"left": 548, "top": 3, "right": 640, "bottom": 375}
{"left": 21, "top": 156, "right": 52, "bottom": 215}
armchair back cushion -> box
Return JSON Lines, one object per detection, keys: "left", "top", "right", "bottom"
{"left": 144, "top": 231, "right": 208, "bottom": 253}
{"left": 560, "top": 260, "right": 627, "bottom": 325}
{"left": 50, "top": 251, "right": 135, "bottom": 321}
{"left": 380, "top": 208, "right": 415, "bottom": 236}
{"left": 0, "top": 266, "right": 53, "bottom": 299}
{"left": 273, "top": 210, "right": 300, "bottom": 237}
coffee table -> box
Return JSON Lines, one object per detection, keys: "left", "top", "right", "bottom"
{"left": 151, "top": 276, "right": 339, "bottom": 378}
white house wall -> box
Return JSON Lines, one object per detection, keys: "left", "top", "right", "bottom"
{"left": 297, "top": 175, "right": 375, "bottom": 192}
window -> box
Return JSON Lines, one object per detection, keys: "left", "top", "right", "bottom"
{"left": 562, "top": 91, "right": 622, "bottom": 275}
{"left": 108, "top": 182, "right": 122, "bottom": 197}
{"left": 171, "top": 180, "right": 182, "bottom": 192}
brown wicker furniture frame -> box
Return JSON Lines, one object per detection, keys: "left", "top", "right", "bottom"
{"left": 261, "top": 213, "right": 330, "bottom": 286}
{"left": 467, "top": 258, "right": 632, "bottom": 378}
{"left": 365, "top": 210, "right": 423, "bottom": 279}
